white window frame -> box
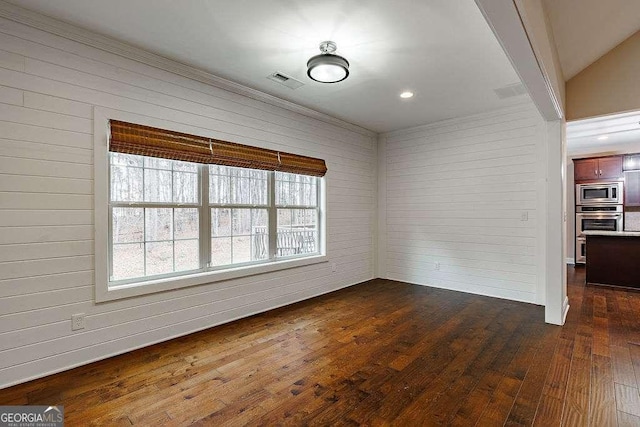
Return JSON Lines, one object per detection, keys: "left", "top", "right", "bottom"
{"left": 94, "top": 108, "right": 327, "bottom": 302}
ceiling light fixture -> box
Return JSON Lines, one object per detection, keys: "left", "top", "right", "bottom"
{"left": 597, "top": 135, "right": 609, "bottom": 140}
{"left": 307, "top": 41, "right": 349, "bottom": 83}
{"left": 400, "top": 91, "right": 414, "bottom": 99}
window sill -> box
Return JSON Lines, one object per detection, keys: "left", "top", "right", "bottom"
{"left": 96, "top": 255, "right": 328, "bottom": 302}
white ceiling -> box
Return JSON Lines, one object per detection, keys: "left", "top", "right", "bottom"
{"left": 566, "top": 110, "right": 640, "bottom": 156}
{"left": 543, "top": 0, "right": 640, "bottom": 80}
{"left": 8, "top": 0, "right": 527, "bottom": 133}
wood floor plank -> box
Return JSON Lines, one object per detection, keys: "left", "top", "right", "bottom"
{"left": 606, "top": 288, "right": 630, "bottom": 348}
{"left": 589, "top": 354, "right": 617, "bottom": 427}
{"left": 615, "top": 383, "right": 640, "bottom": 417}
{"left": 618, "top": 410, "right": 640, "bottom": 426}
{"left": 532, "top": 337, "right": 574, "bottom": 426}
{"left": 506, "top": 325, "right": 560, "bottom": 426}
{"left": 611, "top": 345, "right": 637, "bottom": 388}
{"left": 2, "top": 267, "right": 639, "bottom": 425}
{"left": 561, "top": 333, "right": 593, "bottom": 426}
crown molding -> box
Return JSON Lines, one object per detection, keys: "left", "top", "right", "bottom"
{"left": 0, "top": 1, "right": 376, "bottom": 138}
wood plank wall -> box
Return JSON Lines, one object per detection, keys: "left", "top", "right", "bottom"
{"left": 379, "top": 103, "right": 545, "bottom": 303}
{"left": 0, "top": 16, "right": 376, "bottom": 388}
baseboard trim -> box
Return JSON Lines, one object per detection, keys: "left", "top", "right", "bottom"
{"left": 385, "top": 276, "right": 538, "bottom": 306}
{"left": 562, "top": 296, "right": 570, "bottom": 324}
{"left": 566, "top": 257, "right": 575, "bottom": 265}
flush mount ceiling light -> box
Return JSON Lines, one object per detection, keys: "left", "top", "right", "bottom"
{"left": 400, "top": 91, "right": 414, "bottom": 99}
{"left": 597, "top": 135, "right": 609, "bottom": 140}
{"left": 307, "top": 41, "right": 349, "bottom": 83}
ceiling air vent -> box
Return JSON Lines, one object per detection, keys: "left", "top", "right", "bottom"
{"left": 494, "top": 83, "right": 528, "bottom": 99}
{"left": 267, "top": 72, "right": 304, "bottom": 90}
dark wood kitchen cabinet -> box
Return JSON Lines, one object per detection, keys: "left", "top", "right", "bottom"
{"left": 574, "top": 155, "right": 622, "bottom": 182}
{"left": 625, "top": 170, "right": 640, "bottom": 206}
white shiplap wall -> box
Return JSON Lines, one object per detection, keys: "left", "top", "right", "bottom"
{"left": 0, "top": 16, "right": 376, "bottom": 388}
{"left": 379, "top": 103, "right": 545, "bottom": 304}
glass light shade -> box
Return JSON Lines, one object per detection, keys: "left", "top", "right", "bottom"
{"left": 307, "top": 54, "right": 349, "bottom": 83}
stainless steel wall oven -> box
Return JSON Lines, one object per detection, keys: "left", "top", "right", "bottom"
{"left": 575, "top": 204, "right": 623, "bottom": 263}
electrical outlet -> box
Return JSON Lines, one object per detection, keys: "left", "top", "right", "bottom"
{"left": 71, "top": 313, "right": 85, "bottom": 331}
{"left": 521, "top": 211, "right": 529, "bottom": 221}
{"left": 331, "top": 263, "right": 337, "bottom": 273}
{"left": 435, "top": 262, "right": 441, "bottom": 271}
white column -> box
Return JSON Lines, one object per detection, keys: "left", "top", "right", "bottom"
{"left": 545, "top": 120, "right": 568, "bottom": 324}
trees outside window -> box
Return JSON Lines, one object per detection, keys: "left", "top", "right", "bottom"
{"left": 109, "top": 153, "right": 321, "bottom": 284}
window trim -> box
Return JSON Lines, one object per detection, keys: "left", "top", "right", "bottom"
{"left": 95, "top": 108, "right": 327, "bottom": 303}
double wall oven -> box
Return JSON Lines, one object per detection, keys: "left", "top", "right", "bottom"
{"left": 575, "top": 182, "right": 624, "bottom": 263}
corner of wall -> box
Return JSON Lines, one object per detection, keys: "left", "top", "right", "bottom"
{"left": 375, "top": 134, "right": 387, "bottom": 279}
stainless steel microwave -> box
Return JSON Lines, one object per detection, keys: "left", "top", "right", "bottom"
{"left": 576, "top": 182, "right": 623, "bottom": 205}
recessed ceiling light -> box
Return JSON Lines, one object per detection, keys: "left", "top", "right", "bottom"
{"left": 400, "top": 91, "right": 414, "bottom": 99}
{"left": 597, "top": 135, "right": 609, "bottom": 141}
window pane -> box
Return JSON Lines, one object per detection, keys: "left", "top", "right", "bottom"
{"left": 277, "top": 209, "right": 292, "bottom": 228}
{"left": 112, "top": 208, "right": 143, "bottom": 243}
{"left": 232, "top": 209, "right": 251, "bottom": 235}
{"left": 174, "top": 208, "right": 199, "bottom": 240}
{"left": 209, "top": 173, "right": 230, "bottom": 204}
{"left": 212, "top": 208, "right": 231, "bottom": 237}
{"left": 173, "top": 171, "right": 198, "bottom": 204}
{"left": 252, "top": 209, "right": 268, "bottom": 261}
{"left": 110, "top": 165, "right": 143, "bottom": 202}
{"left": 146, "top": 241, "right": 173, "bottom": 276}
{"left": 144, "top": 157, "right": 172, "bottom": 170}
{"left": 173, "top": 160, "right": 197, "bottom": 172}
{"left": 112, "top": 243, "right": 144, "bottom": 280}
{"left": 210, "top": 165, "right": 267, "bottom": 206}
{"left": 111, "top": 152, "right": 143, "bottom": 167}
{"left": 253, "top": 229, "right": 268, "bottom": 260}
{"left": 211, "top": 208, "right": 269, "bottom": 266}
{"left": 175, "top": 239, "right": 199, "bottom": 272}
{"left": 144, "top": 169, "right": 172, "bottom": 202}
{"left": 145, "top": 208, "right": 173, "bottom": 241}
{"left": 211, "top": 237, "right": 231, "bottom": 266}
{"left": 231, "top": 177, "right": 250, "bottom": 204}
{"left": 232, "top": 236, "right": 251, "bottom": 264}
{"left": 109, "top": 154, "right": 205, "bottom": 283}
{"left": 275, "top": 172, "right": 317, "bottom": 207}
{"left": 111, "top": 154, "right": 199, "bottom": 205}
{"left": 277, "top": 208, "right": 318, "bottom": 257}
{"left": 251, "top": 178, "right": 268, "bottom": 205}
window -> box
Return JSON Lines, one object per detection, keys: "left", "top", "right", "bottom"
{"left": 108, "top": 153, "right": 322, "bottom": 286}
{"left": 110, "top": 154, "right": 200, "bottom": 282}
{"left": 95, "top": 116, "right": 327, "bottom": 301}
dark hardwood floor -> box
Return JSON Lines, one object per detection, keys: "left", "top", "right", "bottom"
{"left": 2, "top": 266, "right": 640, "bottom": 425}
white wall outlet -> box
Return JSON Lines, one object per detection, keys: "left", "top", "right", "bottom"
{"left": 435, "top": 261, "right": 441, "bottom": 271}
{"left": 521, "top": 211, "right": 529, "bottom": 221}
{"left": 331, "top": 263, "right": 337, "bottom": 273}
{"left": 71, "top": 313, "right": 85, "bottom": 331}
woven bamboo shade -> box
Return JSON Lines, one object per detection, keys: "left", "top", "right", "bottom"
{"left": 109, "top": 120, "right": 327, "bottom": 177}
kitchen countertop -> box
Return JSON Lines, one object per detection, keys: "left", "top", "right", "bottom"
{"left": 583, "top": 230, "right": 640, "bottom": 237}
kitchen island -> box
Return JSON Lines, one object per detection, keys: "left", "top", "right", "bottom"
{"left": 584, "top": 230, "right": 640, "bottom": 289}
